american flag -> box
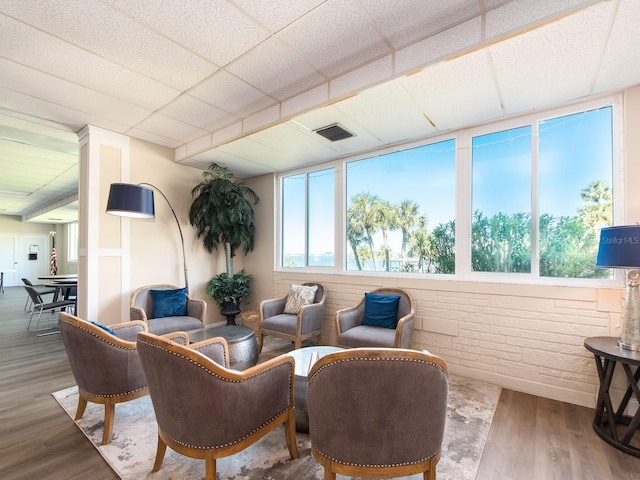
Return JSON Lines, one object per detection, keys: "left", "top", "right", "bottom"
{"left": 50, "top": 233, "right": 57, "bottom": 275}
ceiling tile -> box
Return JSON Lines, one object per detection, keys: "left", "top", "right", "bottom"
{"left": 189, "top": 71, "right": 276, "bottom": 117}
{"left": 187, "top": 147, "right": 275, "bottom": 178}
{"left": 594, "top": 0, "right": 640, "bottom": 93}
{"left": 1, "top": 0, "right": 218, "bottom": 90}
{"left": 0, "top": 14, "right": 180, "bottom": 111}
{"left": 131, "top": 114, "right": 209, "bottom": 144}
{"left": 159, "top": 95, "right": 238, "bottom": 131}
{"left": 399, "top": 49, "right": 503, "bottom": 130}
{"left": 227, "top": 38, "right": 326, "bottom": 100}
{"left": 330, "top": 55, "right": 393, "bottom": 100}
{"left": 0, "top": 59, "right": 152, "bottom": 126}
{"left": 359, "top": 0, "right": 481, "bottom": 48}
{"left": 103, "top": 0, "right": 269, "bottom": 66}
{"left": 395, "top": 17, "right": 482, "bottom": 74}
{"left": 233, "top": 0, "right": 325, "bottom": 33}
{"left": 278, "top": 0, "right": 390, "bottom": 77}
{"left": 124, "top": 128, "right": 182, "bottom": 149}
{"left": 490, "top": 2, "right": 610, "bottom": 114}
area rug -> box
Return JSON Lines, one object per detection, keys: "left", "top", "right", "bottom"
{"left": 53, "top": 371, "right": 500, "bottom": 480}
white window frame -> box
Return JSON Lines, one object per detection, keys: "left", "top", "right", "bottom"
{"left": 276, "top": 95, "right": 624, "bottom": 287}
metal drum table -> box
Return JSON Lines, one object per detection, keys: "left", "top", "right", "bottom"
{"left": 188, "top": 324, "right": 259, "bottom": 370}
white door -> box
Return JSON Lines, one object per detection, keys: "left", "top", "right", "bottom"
{"left": 18, "top": 235, "right": 50, "bottom": 283}
{"left": 0, "top": 235, "right": 18, "bottom": 287}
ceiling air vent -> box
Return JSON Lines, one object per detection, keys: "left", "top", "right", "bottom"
{"left": 313, "top": 123, "right": 355, "bottom": 142}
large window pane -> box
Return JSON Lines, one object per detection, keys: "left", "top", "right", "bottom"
{"left": 472, "top": 126, "right": 532, "bottom": 273}
{"left": 308, "top": 169, "right": 334, "bottom": 266}
{"left": 538, "top": 107, "right": 613, "bottom": 278}
{"left": 345, "top": 140, "right": 456, "bottom": 273}
{"left": 281, "top": 169, "right": 335, "bottom": 267}
{"left": 281, "top": 174, "right": 305, "bottom": 267}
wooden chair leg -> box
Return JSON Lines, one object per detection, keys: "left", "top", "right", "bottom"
{"left": 152, "top": 435, "right": 167, "bottom": 472}
{"left": 74, "top": 395, "right": 88, "bottom": 421}
{"left": 317, "top": 333, "right": 322, "bottom": 346}
{"left": 424, "top": 458, "right": 436, "bottom": 480}
{"left": 324, "top": 467, "right": 336, "bottom": 480}
{"left": 284, "top": 411, "right": 299, "bottom": 459}
{"left": 258, "top": 333, "right": 264, "bottom": 352}
{"left": 205, "top": 451, "right": 216, "bottom": 480}
{"left": 101, "top": 401, "right": 115, "bottom": 445}
{"left": 294, "top": 338, "right": 301, "bottom": 349}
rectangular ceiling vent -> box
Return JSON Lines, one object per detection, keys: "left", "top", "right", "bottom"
{"left": 314, "top": 123, "right": 355, "bottom": 142}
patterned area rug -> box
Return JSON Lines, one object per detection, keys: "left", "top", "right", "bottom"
{"left": 53, "top": 340, "right": 501, "bottom": 480}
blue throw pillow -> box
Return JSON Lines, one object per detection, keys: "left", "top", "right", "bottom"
{"left": 150, "top": 288, "right": 188, "bottom": 319}
{"left": 90, "top": 320, "right": 118, "bottom": 337}
{"left": 361, "top": 292, "right": 401, "bottom": 329}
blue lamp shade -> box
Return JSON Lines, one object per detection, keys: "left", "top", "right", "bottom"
{"left": 596, "top": 225, "right": 640, "bottom": 269}
{"left": 106, "top": 183, "right": 155, "bottom": 219}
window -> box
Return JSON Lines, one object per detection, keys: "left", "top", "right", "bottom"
{"left": 345, "top": 140, "right": 456, "bottom": 273}
{"left": 278, "top": 98, "right": 618, "bottom": 283}
{"left": 281, "top": 168, "right": 334, "bottom": 267}
{"left": 470, "top": 107, "right": 613, "bottom": 279}
{"left": 67, "top": 222, "right": 78, "bottom": 262}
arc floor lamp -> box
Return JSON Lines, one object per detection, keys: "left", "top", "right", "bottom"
{"left": 106, "top": 183, "right": 189, "bottom": 293}
{"left": 596, "top": 225, "right": 640, "bottom": 351}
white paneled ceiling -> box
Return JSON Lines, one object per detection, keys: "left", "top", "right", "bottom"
{"left": 0, "top": 0, "right": 639, "bottom": 223}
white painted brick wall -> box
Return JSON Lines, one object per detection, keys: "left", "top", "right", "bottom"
{"left": 272, "top": 272, "right": 623, "bottom": 408}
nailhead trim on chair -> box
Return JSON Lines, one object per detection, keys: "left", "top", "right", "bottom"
{"left": 63, "top": 319, "right": 139, "bottom": 351}
{"left": 309, "top": 355, "right": 446, "bottom": 467}
{"left": 138, "top": 338, "right": 295, "bottom": 450}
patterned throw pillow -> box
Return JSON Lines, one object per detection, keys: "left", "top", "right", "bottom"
{"left": 283, "top": 284, "right": 318, "bottom": 314}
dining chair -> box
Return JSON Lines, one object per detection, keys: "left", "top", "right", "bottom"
{"left": 25, "top": 285, "right": 75, "bottom": 336}
{"left": 21, "top": 277, "right": 56, "bottom": 312}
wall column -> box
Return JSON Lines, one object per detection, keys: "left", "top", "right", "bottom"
{"left": 77, "top": 126, "right": 131, "bottom": 323}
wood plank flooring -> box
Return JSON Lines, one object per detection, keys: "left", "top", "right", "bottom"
{"left": 1, "top": 285, "right": 640, "bottom": 479}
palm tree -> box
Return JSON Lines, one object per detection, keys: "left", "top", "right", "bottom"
{"left": 377, "top": 200, "right": 399, "bottom": 271}
{"left": 189, "top": 163, "right": 260, "bottom": 275}
{"left": 578, "top": 180, "right": 612, "bottom": 230}
{"left": 348, "top": 192, "right": 382, "bottom": 270}
{"left": 346, "top": 208, "right": 366, "bottom": 270}
{"left": 396, "top": 200, "right": 426, "bottom": 266}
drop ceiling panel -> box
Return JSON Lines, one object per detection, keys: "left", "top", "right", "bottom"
{"left": 594, "top": 0, "right": 640, "bottom": 93}
{"left": 490, "top": 2, "right": 610, "bottom": 115}
{"left": 186, "top": 148, "right": 275, "bottom": 179}
{"left": 227, "top": 39, "right": 326, "bottom": 101}
{"left": 217, "top": 136, "right": 312, "bottom": 171}
{"left": 279, "top": 0, "right": 390, "bottom": 77}
{"left": 247, "top": 122, "right": 344, "bottom": 165}
{"left": 132, "top": 114, "right": 209, "bottom": 144}
{"left": 103, "top": 0, "right": 269, "bottom": 66}
{"left": 189, "top": 71, "right": 276, "bottom": 118}
{"left": 333, "top": 81, "right": 435, "bottom": 144}
{"left": 0, "top": 60, "right": 152, "bottom": 126}
{"left": 159, "top": 95, "right": 238, "bottom": 131}
{"left": 359, "top": 0, "right": 481, "bottom": 48}
{"left": 0, "top": 14, "right": 180, "bottom": 111}
{"left": 399, "top": 49, "right": 503, "bottom": 130}
{"left": 233, "top": 0, "right": 325, "bottom": 33}
{"left": 124, "top": 127, "right": 182, "bottom": 149}
{"left": 1, "top": 0, "right": 218, "bottom": 90}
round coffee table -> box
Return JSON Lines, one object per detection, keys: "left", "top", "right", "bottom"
{"left": 188, "top": 324, "right": 259, "bottom": 370}
{"left": 286, "top": 346, "right": 344, "bottom": 433}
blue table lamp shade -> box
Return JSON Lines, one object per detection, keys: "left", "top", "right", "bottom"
{"left": 596, "top": 225, "right": 640, "bottom": 351}
{"left": 105, "top": 183, "right": 155, "bottom": 219}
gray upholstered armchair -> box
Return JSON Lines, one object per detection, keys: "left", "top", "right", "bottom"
{"left": 136, "top": 331, "right": 299, "bottom": 479}
{"left": 335, "top": 287, "right": 415, "bottom": 348}
{"left": 130, "top": 284, "right": 206, "bottom": 334}
{"left": 58, "top": 312, "right": 188, "bottom": 445}
{"left": 307, "top": 348, "right": 449, "bottom": 480}
{"left": 259, "top": 282, "right": 326, "bottom": 351}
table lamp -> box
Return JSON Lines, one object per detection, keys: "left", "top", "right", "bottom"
{"left": 596, "top": 225, "right": 640, "bottom": 351}
{"left": 106, "top": 183, "right": 189, "bottom": 293}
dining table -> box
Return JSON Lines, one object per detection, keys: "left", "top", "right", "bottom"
{"left": 38, "top": 274, "right": 78, "bottom": 311}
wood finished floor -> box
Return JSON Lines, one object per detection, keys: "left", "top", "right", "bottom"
{"left": 1, "top": 285, "right": 640, "bottom": 479}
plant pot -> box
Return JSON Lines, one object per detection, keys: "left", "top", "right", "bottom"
{"left": 220, "top": 300, "right": 241, "bottom": 326}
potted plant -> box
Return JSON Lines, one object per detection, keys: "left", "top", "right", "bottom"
{"left": 189, "top": 163, "right": 260, "bottom": 324}
{"left": 205, "top": 269, "right": 253, "bottom": 325}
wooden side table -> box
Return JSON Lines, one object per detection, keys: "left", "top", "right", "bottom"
{"left": 584, "top": 336, "right": 640, "bottom": 456}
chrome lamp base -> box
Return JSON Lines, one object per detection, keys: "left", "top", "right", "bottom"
{"left": 618, "top": 277, "right": 640, "bottom": 351}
